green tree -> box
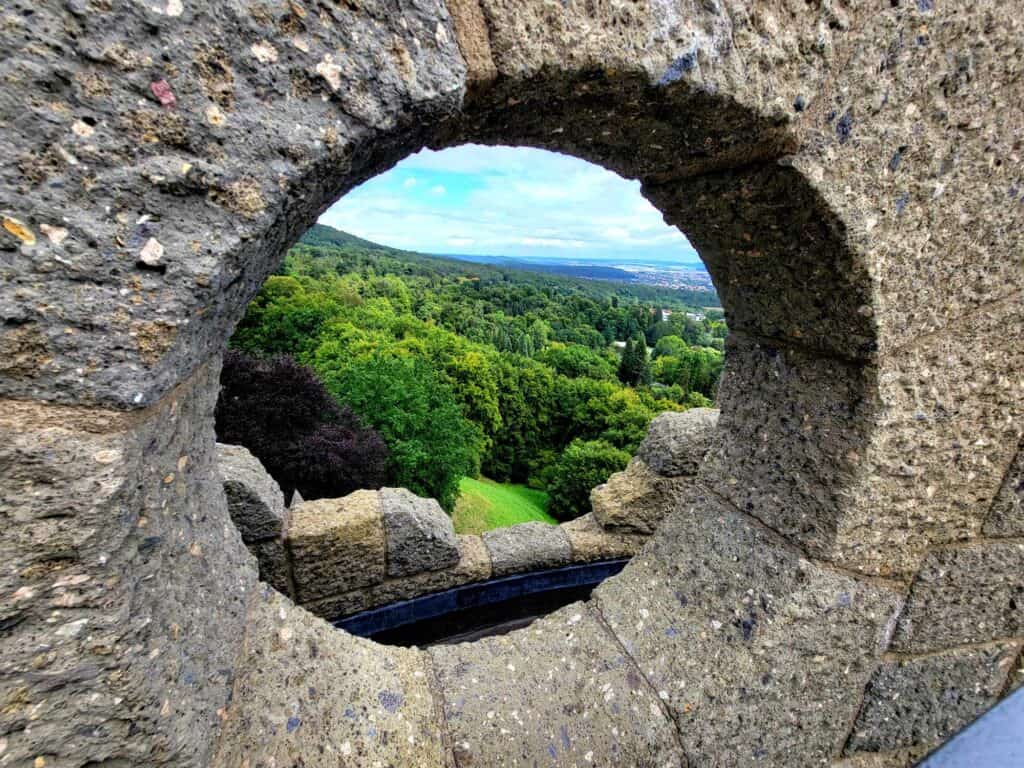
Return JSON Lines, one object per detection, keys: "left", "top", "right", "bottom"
{"left": 652, "top": 334, "right": 689, "bottom": 360}
{"left": 231, "top": 275, "right": 338, "bottom": 360}
{"left": 616, "top": 336, "right": 649, "bottom": 386}
{"left": 651, "top": 344, "right": 723, "bottom": 397}
{"left": 320, "top": 355, "right": 480, "bottom": 511}
{"left": 483, "top": 356, "right": 556, "bottom": 483}
{"left": 545, "top": 439, "right": 630, "bottom": 521}
{"left": 538, "top": 342, "right": 617, "bottom": 380}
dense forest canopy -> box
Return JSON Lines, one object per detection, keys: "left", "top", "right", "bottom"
{"left": 223, "top": 224, "right": 726, "bottom": 520}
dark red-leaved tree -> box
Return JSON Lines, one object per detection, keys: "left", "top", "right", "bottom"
{"left": 215, "top": 350, "right": 392, "bottom": 501}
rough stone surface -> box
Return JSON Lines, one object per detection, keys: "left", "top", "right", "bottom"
{"left": 846, "top": 644, "right": 1020, "bottom": 755}
{"left": 985, "top": 444, "right": 1024, "bottom": 537}
{"left": 429, "top": 603, "right": 685, "bottom": 767}
{"left": 286, "top": 491, "right": 386, "bottom": 602}
{"left": 830, "top": 747, "right": 931, "bottom": 768}
{"left": 212, "top": 588, "right": 449, "bottom": 768}
{"left": 380, "top": 486, "right": 460, "bottom": 577}
{"left": 561, "top": 513, "right": 647, "bottom": 562}
{"left": 591, "top": 459, "right": 693, "bottom": 534}
{"left": 595, "top": 493, "right": 903, "bottom": 767}
{"left": 216, "top": 442, "right": 286, "bottom": 542}
{"left": 307, "top": 534, "right": 491, "bottom": 620}
{"left": 250, "top": 538, "right": 293, "bottom": 598}
{"left": 636, "top": 408, "right": 719, "bottom": 477}
{"left": 446, "top": 0, "right": 497, "bottom": 85}
{"left": 2, "top": 1, "right": 1023, "bottom": 765}
{"left": 482, "top": 521, "right": 572, "bottom": 577}
{"left": 891, "top": 542, "right": 1024, "bottom": 653}
{"left": 701, "top": 333, "right": 877, "bottom": 566}
{"left": 0, "top": 1, "right": 468, "bottom": 410}
{"left": 0, "top": 361, "right": 255, "bottom": 767}
{"left": 833, "top": 301, "right": 1024, "bottom": 576}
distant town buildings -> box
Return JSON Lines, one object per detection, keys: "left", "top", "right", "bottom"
{"left": 620, "top": 265, "right": 715, "bottom": 292}
{"left": 651, "top": 307, "right": 705, "bottom": 323}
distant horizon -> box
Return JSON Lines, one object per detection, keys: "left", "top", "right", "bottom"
{"left": 429, "top": 249, "right": 708, "bottom": 271}
{"left": 319, "top": 144, "right": 702, "bottom": 266}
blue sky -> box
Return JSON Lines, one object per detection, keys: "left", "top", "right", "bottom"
{"left": 319, "top": 144, "right": 701, "bottom": 265}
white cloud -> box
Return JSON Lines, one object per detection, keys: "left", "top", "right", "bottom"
{"left": 320, "top": 144, "right": 701, "bottom": 264}
{"left": 519, "top": 237, "right": 586, "bottom": 248}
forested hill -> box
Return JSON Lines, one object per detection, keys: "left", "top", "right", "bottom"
{"left": 300, "top": 224, "right": 719, "bottom": 310}
{"left": 301, "top": 223, "right": 399, "bottom": 253}
{"left": 226, "top": 222, "right": 726, "bottom": 519}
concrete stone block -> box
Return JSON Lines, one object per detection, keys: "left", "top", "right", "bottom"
{"left": 307, "top": 534, "right": 492, "bottom": 620}
{"left": 482, "top": 521, "right": 571, "bottom": 577}
{"left": 216, "top": 442, "right": 287, "bottom": 542}
{"left": 560, "top": 513, "right": 646, "bottom": 562}
{"left": 0, "top": 362, "right": 256, "bottom": 767}
{"left": 286, "top": 491, "right": 386, "bottom": 602}
{"left": 594, "top": 493, "right": 902, "bottom": 767}
{"left": 846, "top": 643, "right": 1020, "bottom": 754}
{"left": 212, "top": 588, "right": 448, "bottom": 768}
{"left": 429, "top": 603, "right": 685, "bottom": 767}
{"left": 985, "top": 444, "right": 1024, "bottom": 536}
{"left": 380, "top": 487, "right": 460, "bottom": 577}
{"left": 636, "top": 408, "right": 719, "bottom": 477}
{"left": 590, "top": 459, "right": 693, "bottom": 534}
{"left": 892, "top": 542, "right": 1024, "bottom": 653}
{"left": 833, "top": 300, "right": 1024, "bottom": 576}
{"left": 701, "top": 333, "right": 876, "bottom": 566}
{"left": 250, "top": 538, "right": 293, "bottom": 598}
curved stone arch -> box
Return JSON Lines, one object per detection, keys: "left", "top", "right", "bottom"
{"left": 1, "top": 2, "right": 1021, "bottom": 767}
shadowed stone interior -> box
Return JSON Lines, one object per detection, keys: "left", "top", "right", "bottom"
{"left": 1, "top": 1, "right": 1021, "bottom": 767}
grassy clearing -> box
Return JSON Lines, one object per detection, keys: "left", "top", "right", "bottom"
{"left": 452, "top": 476, "right": 556, "bottom": 535}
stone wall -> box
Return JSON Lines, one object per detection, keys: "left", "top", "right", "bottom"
{"left": 215, "top": 442, "right": 658, "bottom": 621}
{"left": 214, "top": 410, "right": 1024, "bottom": 765}
{"left": 1, "top": 1, "right": 1021, "bottom": 766}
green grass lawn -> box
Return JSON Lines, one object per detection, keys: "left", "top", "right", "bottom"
{"left": 452, "top": 476, "right": 556, "bottom": 535}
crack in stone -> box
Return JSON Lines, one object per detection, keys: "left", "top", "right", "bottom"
{"left": 588, "top": 599, "right": 690, "bottom": 765}
{"left": 423, "top": 649, "right": 460, "bottom": 768}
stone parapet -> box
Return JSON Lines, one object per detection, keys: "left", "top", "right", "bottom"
{"left": 380, "top": 486, "right": 460, "bottom": 577}
{"left": 2, "top": 0, "right": 1021, "bottom": 764}
{"left": 306, "top": 533, "right": 492, "bottom": 619}
{"left": 590, "top": 458, "right": 695, "bottom": 534}
{"left": 211, "top": 588, "right": 449, "bottom": 768}
{"left": 636, "top": 407, "right": 719, "bottom": 476}
{"left": 215, "top": 446, "right": 655, "bottom": 622}
{"left": 287, "top": 491, "right": 388, "bottom": 602}
{"left": 429, "top": 602, "right": 685, "bottom": 766}
{"left": 482, "top": 520, "right": 573, "bottom": 577}
{"left": 561, "top": 513, "right": 647, "bottom": 562}
{"left": 217, "top": 443, "right": 291, "bottom": 592}
{"left": 594, "top": 491, "right": 905, "bottom": 766}
{"left": 216, "top": 443, "right": 287, "bottom": 543}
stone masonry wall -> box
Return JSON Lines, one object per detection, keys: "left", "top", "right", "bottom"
{"left": 1, "top": 1, "right": 1021, "bottom": 766}
{"left": 216, "top": 409, "right": 1024, "bottom": 764}
{"left": 213, "top": 409, "right": 719, "bottom": 623}
{"left": 215, "top": 437, "right": 667, "bottom": 621}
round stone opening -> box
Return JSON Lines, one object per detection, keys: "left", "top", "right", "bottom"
{"left": 215, "top": 143, "right": 727, "bottom": 644}
{"left": 7, "top": 5, "right": 1017, "bottom": 766}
